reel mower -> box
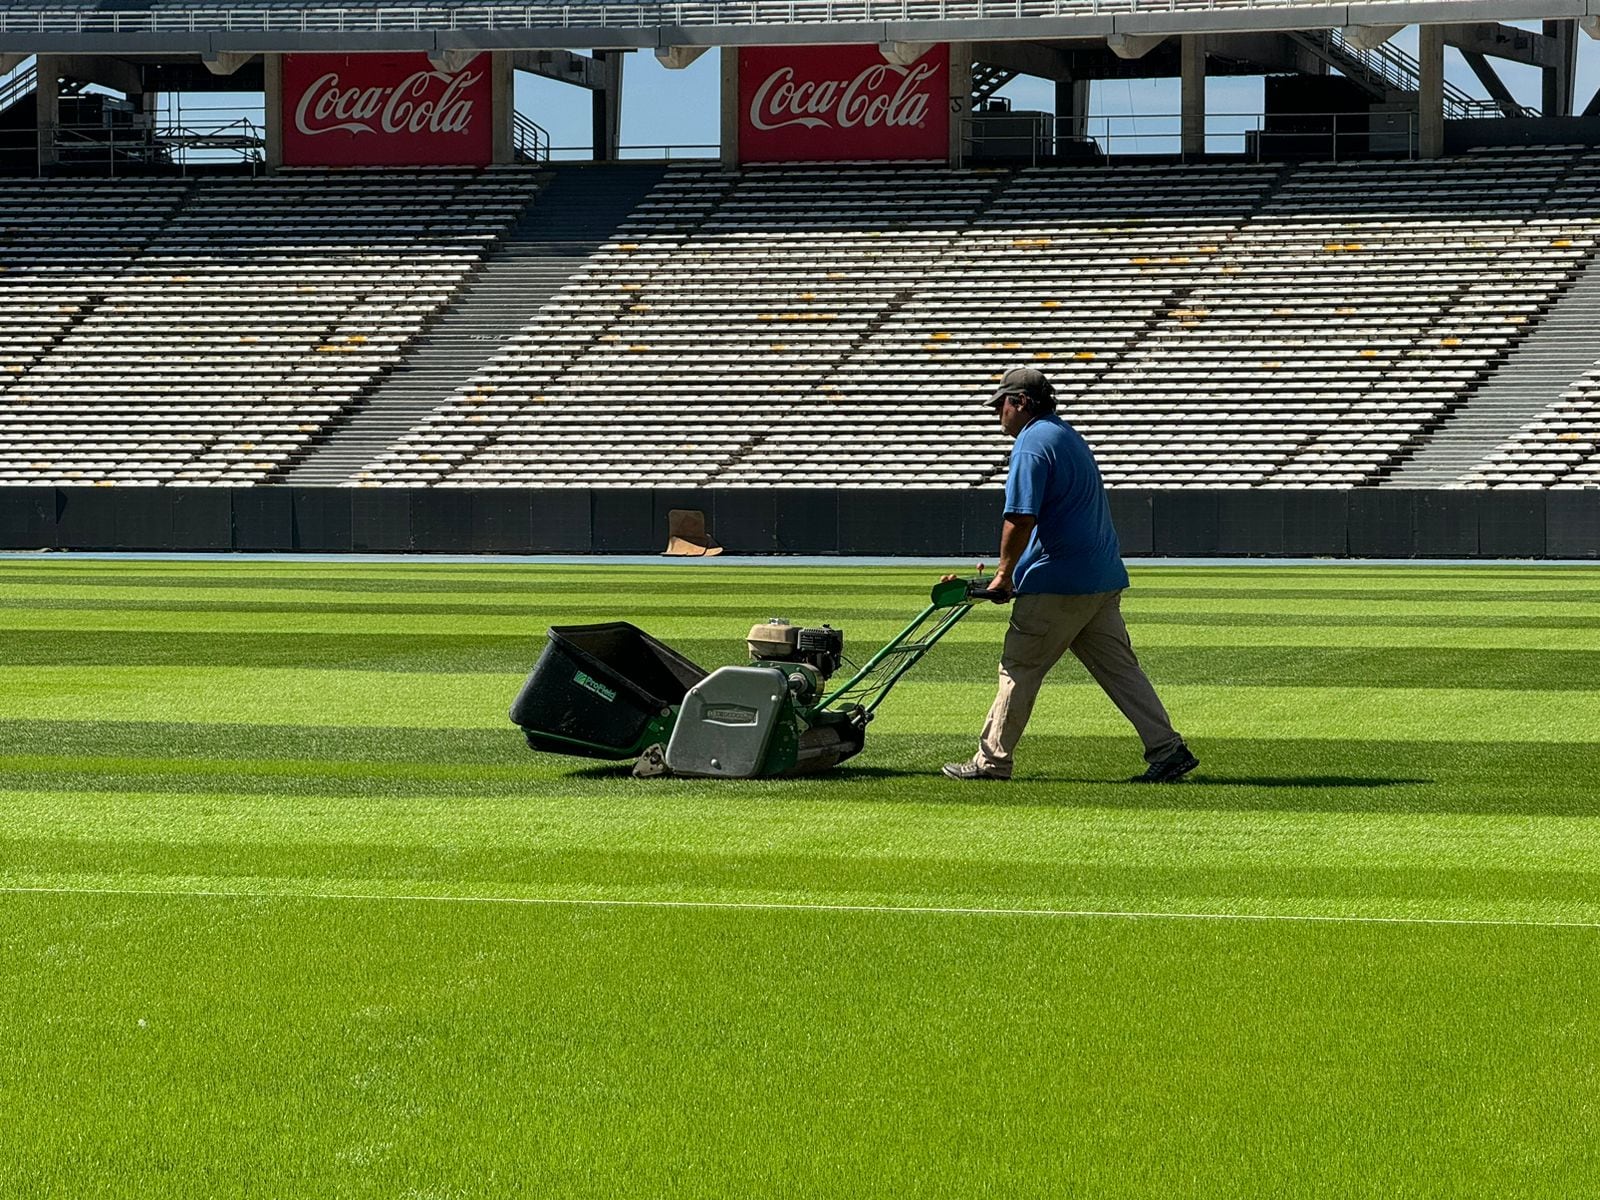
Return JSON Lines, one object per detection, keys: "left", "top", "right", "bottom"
{"left": 510, "top": 577, "right": 1002, "bottom": 778}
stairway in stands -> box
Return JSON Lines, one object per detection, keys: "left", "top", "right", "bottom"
{"left": 1384, "top": 250, "right": 1600, "bottom": 487}
{"left": 284, "top": 163, "right": 668, "bottom": 485}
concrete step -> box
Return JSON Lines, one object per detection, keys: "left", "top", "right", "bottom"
{"left": 282, "top": 163, "right": 668, "bottom": 487}
{"left": 1385, "top": 251, "right": 1600, "bottom": 486}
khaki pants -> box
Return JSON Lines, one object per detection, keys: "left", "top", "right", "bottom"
{"left": 974, "top": 589, "right": 1182, "bottom": 776}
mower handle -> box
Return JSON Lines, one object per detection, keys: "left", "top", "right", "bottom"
{"left": 929, "top": 576, "right": 1009, "bottom": 607}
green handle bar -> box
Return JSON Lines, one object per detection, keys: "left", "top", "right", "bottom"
{"left": 817, "top": 577, "right": 1001, "bottom": 716}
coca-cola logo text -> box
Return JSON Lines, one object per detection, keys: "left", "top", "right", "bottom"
{"left": 749, "top": 62, "right": 935, "bottom": 132}
{"left": 293, "top": 67, "right": 481, "bottom": 137}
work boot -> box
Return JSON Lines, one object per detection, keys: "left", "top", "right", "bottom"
{"left": 941, "top": 760, "right": 1011, "bottom": 781}
{"left": 1129, "top": 744, "right": 1199, "bottom": 784}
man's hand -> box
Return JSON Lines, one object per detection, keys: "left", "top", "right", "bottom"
{"left": 939, "top": 563, "right": 1012, "bottom": 603}
{"left": 939, "top": 562, "right": 987, "bottom": 586}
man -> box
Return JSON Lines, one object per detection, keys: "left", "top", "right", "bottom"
{"left": 942, "top": 366, "right": 1198, "bottom": 784}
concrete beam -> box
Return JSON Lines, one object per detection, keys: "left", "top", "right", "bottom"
{"left": 879, "top": 40, "right": 932, "bottom": 66}
{"left": 1341, "top": 23, "right": 1402, "bottom": 48}
{"left": 1108, "top": 32, "right": 1167, "bottom": 59}
{"left": 969, "top": 40, "right": 1072, "bottom": 80}
{"left": 513, "top": 48, "right": 603, "bottom": 88}
{"left": 655, "top": 45, "right": 708, "bottom": 69}
{"left": 1461, "top": 49, "right": 1529, "bottom": 115}
{"left": 1440, "top": 21, "right": 1563, "bottom": 66}
{"left": 427, "top": 47, "right": 480, "bottom": 73}
{"left": 1207, "top": 31, "right": 1320, "bottom": 73}
{"left": 54, "top": 53, "right": 140, "bottom": 94}
{"left": 202, "top": 50, "right": 254, "bottom": 75}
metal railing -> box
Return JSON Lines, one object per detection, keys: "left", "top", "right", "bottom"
{"left": 546, "top": 142, "right": 718, "bottom": 160}
{"left": 1322, "top": 27, "right": 1512, "bottom": 120}
{"left": 0, "top": 0, "right": 1437, "bottom": 37}
{"left": 512, "top": 110, "right": 549, "bottom": 162}
{"left": 960, "top": 109, "right": 1421, "bottom": 165}
{"left": 0, "top": 116, "right": 265, "bottom": 175}
{"left": 0, "top": 63, "right": 37, "bottom": 115}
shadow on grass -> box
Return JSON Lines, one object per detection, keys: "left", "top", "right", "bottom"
{"left": 1048, "top": 775, "right": 1432, "bottom": 789}
{"left": 563, "top": 763, "right": 1429, "bottom": 789}
{"left": 563, "top": 763, "right": 910, "bottom": 782}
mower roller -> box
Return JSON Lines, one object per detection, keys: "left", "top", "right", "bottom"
{"left": 510, "top": 576, "right": 1001, "bottom": 778}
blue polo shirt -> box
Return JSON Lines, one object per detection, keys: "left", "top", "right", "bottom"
{"left": 1004, "top": 414, "right": 1130, "bottom": 596}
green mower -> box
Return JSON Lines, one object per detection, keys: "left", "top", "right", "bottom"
{"left": 511, "top": 577, "right": 1002, "bottom": 778}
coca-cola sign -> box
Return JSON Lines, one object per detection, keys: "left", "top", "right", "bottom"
{"left": 281, "top": 53, "right": 493, "bottom": 167}
{"left": 738, "top": 44, "right": 950, "bottom": 163}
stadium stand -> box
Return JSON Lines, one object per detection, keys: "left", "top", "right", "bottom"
{"left": 1467, "top": 357, "right": 1600, "bottom": 487}
{"left": 0, "top": 167, "right": 542, "bottom": 486}
{"left": 345, "top": 150, "right": 1600, "bottom": 490}
{"left": 4, "top": 152, "right": 1600, "bottom": 491}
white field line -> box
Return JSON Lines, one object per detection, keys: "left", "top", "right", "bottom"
{"left": 1, "top": 884, "right": 1597, "bottom": 932}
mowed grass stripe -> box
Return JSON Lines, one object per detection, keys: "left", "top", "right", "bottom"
{"left": 0, "top": 732, "right": 1591, "bottom": 815}
{"left": 7, "top": 629, "right": 1600, "bottom": 685}
{"left": 13, "top": 595, "right": 1600, "bottom": 636}
{"left": 0, "top": 665, "right": 1594, "bottom": 741}
{"left": 10, "top": 608, "right": 1600, "bottom": 655}
{"left": 9, "top": 579, "right": 1600, "bottom": 611}
{"left": 4, "top": 891, "right": 1594, "bottom": 1198}
{"left": 9, "top": 884, "right": 1600, "bottom": 932}
{"left": 0, "top": 719, "right": 1585, "bottom": 799}
{"left": 3, "top": 780, "right": 1596, "bottom": 925}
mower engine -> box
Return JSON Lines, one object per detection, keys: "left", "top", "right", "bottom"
{"left": 745, "top": 619, "right": 843, "bottom": 704}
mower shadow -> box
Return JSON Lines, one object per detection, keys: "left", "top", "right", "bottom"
{"left": 562, "top": 764, "right": 913, "bottom": 782}
{"left": 563, "top": 764, "right": 1428, "bottom": 788}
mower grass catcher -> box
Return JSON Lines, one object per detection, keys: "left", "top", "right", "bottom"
{"left": 510, "top": 577, "right": 1000, "bottom": 778}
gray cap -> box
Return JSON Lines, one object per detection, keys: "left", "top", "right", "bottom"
{"left": 989, "top": 366, "right": 1054, "bottom": 408}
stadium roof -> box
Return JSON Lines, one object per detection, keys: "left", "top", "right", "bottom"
{"left": 0, "top": 0, "right": 1596, "bottom": 55}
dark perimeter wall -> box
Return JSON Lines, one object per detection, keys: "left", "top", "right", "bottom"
{"left": 1, "top": 487, "right": 1597, "bottom": 558}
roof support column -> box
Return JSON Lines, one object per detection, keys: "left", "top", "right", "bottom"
{"left": 721, "top": 48, "right": 738, "bottom": 167}
{"left": 1542, "top": 19, "right": 1577, "bottom": 118}
{"left": 1418, "top": 24, "right": 1444, "bottom": 159}
{"left": 264, "top": 53, "right": 282, "bottom": 171}
{"left": 34, "top": 54, "right": 58, "bottom": 173}
{"left": 491, "top": 51, "right": 513, "bottom": 164}
{"left": 948, "top": 42, "right": 972, "bottom": 166}
{"left": 1056, "top": 77, "right": 1090, "bottom": 141}
{"left": 1180, "top": 35, "right": 1204, "bottom": 159}
{"left": 591, "top": 49, "right": 624, "bottom": 161}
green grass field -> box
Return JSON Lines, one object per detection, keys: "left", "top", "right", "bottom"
{"left": 1, "top": 557, "right": 1597, "bottom": 1198}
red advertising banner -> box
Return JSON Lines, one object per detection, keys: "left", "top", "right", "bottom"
{"left": 737, "top": 44, "right": 950, "bottom": 164}
{"left": 281, "top": 52, "right": 493, "bottom": 167}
